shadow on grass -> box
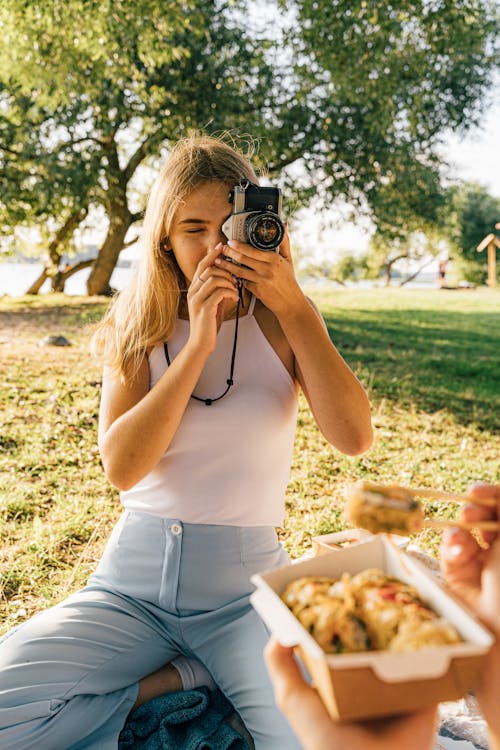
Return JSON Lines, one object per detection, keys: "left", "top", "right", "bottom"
{"left": 1, "top": 297, "right": 498, "bottom": 432}
{"left": 324, "top": 308, "right": 500, "bottom": 433}
{"left": 0, "top": 298, "right": 109, "bottom": 334}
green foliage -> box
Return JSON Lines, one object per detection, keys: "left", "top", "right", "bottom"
{"left": 0, "top": 0, "right": 498, "bottom": 291}
{"left": 0, "top": 1, "right": 277, "bottom": 287}
{"left": 0, "top": 85, "right": 97, "bottom": 253}
{"left": 445, "top": 182, "right": 500, "bottom": 282}
{"left": 300, "top": 253, "right": 362, "bottom": 283}
{"left": 277, "top": 0, "right": 499, "bottom": 230}
{"left": 361, "top": 227, "right": 443, "bottom": 285}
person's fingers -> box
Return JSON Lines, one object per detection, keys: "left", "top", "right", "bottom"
{"left": 264, "top": 639, "right": 311, "bottom": 705}
{"left": 192, "top": 268, "right": 237, "bottom": 289}
{"left": 466, "top": 484, "right": 500, "bottom": 546}
{"left": 205, "top": 287, "right": 239, "bottom": 313}
{"left": 278, "top": 227, "right": 291, "bottom": 259}
{"left": 462, "top": 503, "right": 495, "bottom": 522}
{"left": 265, "top": 640, "right": 439, "bottom": 750}
{"left": 441, "top": 526, "right": 484, "bottom": 612}
{"left": 461, "top": 504, "right": 497, "bottom": 548}
{"left": 194, "top": 242, "right": 225, "bottom": 280}
{"left": 214, "top": 256, "right": 265, "bottom": 283}
{"left": 462, "top": 493, "right": 498, "bottom": 547}
{"left": 224, "top": 240, "right": 278, "bottom": 266}
{"left": 468, "top": 483, "right": 500, "bottom": 503}
{"left": 265, "top": 639, "right": 345, "bottom": 749}
{"left": 441, "top": 526, "right": 482, "bottom": 574}
{"left": 479, "top": 538, "right": 500, "bottom": 634}
{"left": 264, "top": 639, "right": 326, "bottom": 719}
{"left": 188, "top": 271, "right": 239, "bottom": 308}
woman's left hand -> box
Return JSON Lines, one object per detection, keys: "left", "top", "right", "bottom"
{"left": 214, "top": 230, "right": 303, "bottom": 317}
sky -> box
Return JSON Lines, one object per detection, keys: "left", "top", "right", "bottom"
{"left": 291, "top": 98, "right": 500, "bottom": 261}
{"left": 443, "top": 100, "right": 500, "bottom": 198}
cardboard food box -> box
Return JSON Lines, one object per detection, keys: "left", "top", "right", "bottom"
{"left": 312, "top": 528, "right": 374, "bottom": 555}
{"left": 251, "top": 536, "right": 493, "bottom": 721}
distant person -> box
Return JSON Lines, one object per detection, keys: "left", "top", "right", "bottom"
{"left": 265, "top": 483, "right": 500, "bottom": 750}
{"left": 438, "top": 258, "right": 449, "bottom": 288}
{"left": 0, "top": 134, "right": 373, "bottom": 749}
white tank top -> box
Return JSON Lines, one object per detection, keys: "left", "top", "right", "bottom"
{"left": 121, "top": 297, "right": 299, "bottom": 526}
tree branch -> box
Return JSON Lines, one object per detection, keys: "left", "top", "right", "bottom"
{"left": 386, "top": 253, "right": 409, "bottom": 269}
{"left": 0, "top": 143, "right": 22, "bottom": 156}
{"left": 399, "top": 256, "right": 435, "bottom": 287}
{"left": 48, "top": 207, "right": 88, "bottom": 260}
{"left": 123, "top": 234, "right": 140, "bottom": 248}
{"left": 68, "top": 135, "right": 107, "bottom": 147}
{"left": 123, "top": 132, "right": 162, "bottom": 183}
{"left": 61, "top": 258, "right": 95, "bottom": 279}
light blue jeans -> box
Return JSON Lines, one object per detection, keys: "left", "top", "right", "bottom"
{"left": 0, "top": 511, "right": 302, "bottom": 750}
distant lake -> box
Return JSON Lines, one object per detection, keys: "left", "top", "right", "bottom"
{"left": 0, "top": 262, "right": 438, "bottom": 298}
{"left": 0, "top": 262, "right": 133, "bottom": 297}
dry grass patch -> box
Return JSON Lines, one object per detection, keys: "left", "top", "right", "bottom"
{"left": 1, "top": 289, "right": 499, "bottom": 633}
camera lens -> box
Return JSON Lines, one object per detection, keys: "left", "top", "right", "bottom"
{"left": 246, "top": 213, "right": 284, "bottom": 250}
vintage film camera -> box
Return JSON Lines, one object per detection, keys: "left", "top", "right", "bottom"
{"left": 222, "top": 179, "right": 284, "bottom": 251}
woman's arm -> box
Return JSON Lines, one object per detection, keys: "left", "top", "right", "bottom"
{"left": 99, "top": 247, "right": 239, "bottom": 490}
{"left": 98, "top": 342, "right": 209, "bottom": 491}
{"left": 216, "top": 235, "right": 373, "bottom": 455}
{"left": 277, "top": 294, "right": 372, "bottom": 455}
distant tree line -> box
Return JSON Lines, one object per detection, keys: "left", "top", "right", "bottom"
{"left": 0, "top": 0, "right": 498, "bottom": 294}
{"left": 314, "top": 183, "right": 500, "bottom": 287}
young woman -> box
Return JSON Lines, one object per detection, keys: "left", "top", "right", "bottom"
{"left": 0, "top": 135, "right": 373, "bottom": 749}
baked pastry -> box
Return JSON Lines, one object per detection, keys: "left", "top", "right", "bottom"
{"left": 281, "top": 569, "right": 461, "bottom": 654}
{"left": 345, "top": 481, "right": 424, "bottom": 535}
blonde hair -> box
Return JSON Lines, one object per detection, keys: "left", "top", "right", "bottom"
{"left": 91, "top": 134, "right": 258, "bottom": 381}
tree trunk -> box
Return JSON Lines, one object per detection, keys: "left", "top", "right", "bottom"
{"left": 87, "top": 139, "right": 147, "bottom": 295}
{"left": 25, "top": 267, "right": 49, "bottom": 295}
{"left": 86, "top": 207, "right": 131, "bottom": 295}
{"left": 399, "top": 257, "right": 435, "bottom": 287}
{"left": 383, "top": 254, "right": 408, "bottom": 287}
{"left": 383, "top": 263, "right": 392, "bottom": 286}
{"left": 24, "top": 207, "right": 87, "bottom": 295}
{"left": 49, "top": 259, "right": 96, "bottom": 292}
{"left": 51, "top": 271, "right": 66, "bottom": 292}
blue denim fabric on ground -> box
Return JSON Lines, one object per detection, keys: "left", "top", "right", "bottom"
{"left": 118, "top": 687, "right": 248, "bottom": 750}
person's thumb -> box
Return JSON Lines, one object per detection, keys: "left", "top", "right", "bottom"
{"left": 479, "top": 538, "right": 500, "bottom": 632}
{"left": 278, "top": 224, "right": 291, "bottom": 259}
{"left": 264, "top": 639, "right": 310, "bottom": 707}
{"left": 441, "top": 526, "right": 482, "bottom": 608}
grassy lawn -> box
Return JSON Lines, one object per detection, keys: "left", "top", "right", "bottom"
{"left": 1, "top": 288, "right": 499, "bottom": 634}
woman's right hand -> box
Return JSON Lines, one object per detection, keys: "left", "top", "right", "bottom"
{"left": 186, "top": 242, "right": 240, "bottom": 354}
{"left": 441, "top": 484, "right": 500, "bottom": 747}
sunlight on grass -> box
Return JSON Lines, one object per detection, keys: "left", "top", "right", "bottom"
{"left": 0, "top": 289, "right": 499, "bottom": 632}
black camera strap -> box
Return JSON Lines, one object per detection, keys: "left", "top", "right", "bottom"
{"left": 163, "top": 279, "right": 244, "bottom": 406}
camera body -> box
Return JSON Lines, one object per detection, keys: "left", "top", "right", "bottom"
{"left": 222, "top": 180, "right": 284, "bottom": 251}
